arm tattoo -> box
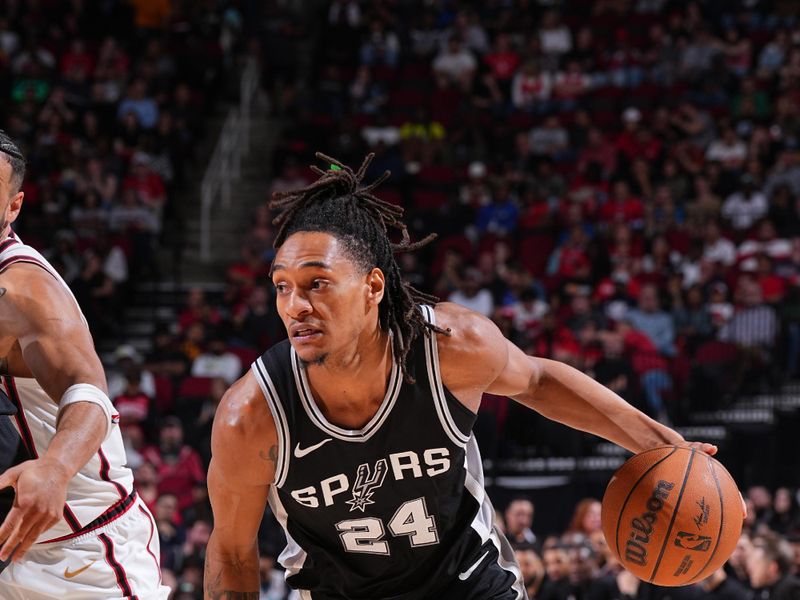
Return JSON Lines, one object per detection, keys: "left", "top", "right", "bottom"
{"left": 204, "top": 561, "right": 259, "bottom": 599}
{"left": 258, "top": 444, "right": 278, "bottom": 467}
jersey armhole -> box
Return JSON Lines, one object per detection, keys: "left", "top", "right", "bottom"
{"left": 251, "top": 358, "right": 290, "bottom": 488}
{"left": 419, "top": 305, "right": 471, "bottom": 448}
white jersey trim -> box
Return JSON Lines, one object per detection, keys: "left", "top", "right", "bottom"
{"left": 290, "top": 346, "right": 402, "bottom": 442}
{"left": 420, "top": 305, "right": 470, "bottom": 448}
{"left": 269, "top": 487, "right": 309, "bottom": 578}
{"left": 252, "top": 359, "right": 290, "bottom": 489}
{"left": 463, "top": 435, "right": 525, "bottom": 599}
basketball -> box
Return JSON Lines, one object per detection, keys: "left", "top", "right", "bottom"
{"left": 601, "top": 445, "right": 743, "bottom": 587}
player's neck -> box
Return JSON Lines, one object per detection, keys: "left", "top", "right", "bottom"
{"left": 305, "top": 326, "right": 394, "bottom": 419}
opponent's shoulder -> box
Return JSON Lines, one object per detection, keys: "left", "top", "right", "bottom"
{"left": 430, "top": 302, "right": 509, "bottom": 393}
{"left": 212, "top": 370, "right": 277, "bottom": 485}
{"left": 0, "top": 263, "right": 80, "bottom": 331}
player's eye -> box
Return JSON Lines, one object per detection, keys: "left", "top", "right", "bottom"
{"left": 310, "top": 279, "right": 328, "bottom": 290}
{"left": 274, "top": 282, "right": 289, "bottom": 294}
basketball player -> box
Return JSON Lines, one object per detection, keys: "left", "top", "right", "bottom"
{"left": 205, "top": 154, "right": 718, "bottom": 599}
{"left": 0, "top": 131, "right": 170, "bottom": 599}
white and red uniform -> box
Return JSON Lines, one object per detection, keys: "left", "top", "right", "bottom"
{"left": 0, "top": 231, "right": 169, "bottom": 599}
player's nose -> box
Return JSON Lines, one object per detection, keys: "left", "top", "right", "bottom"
{"left": 285, "top": 289, "right": 312, "bottom": 319}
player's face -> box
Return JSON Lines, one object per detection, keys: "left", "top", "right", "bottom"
{"left": 0, "top": 158, "right": 23, "bottom": 233}
{"left": 272, "top": 232, "right": 384, "bottom": 366}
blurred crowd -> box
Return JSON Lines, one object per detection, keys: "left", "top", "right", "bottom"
{"left": 505, "top": 487, "right": 800, "bottom": 600}
{"left": 255, "top": 0, "right": 800, "bottom": 432}
{"left": 0, "top": 0, "right": 242, "bottom": 338}
{"left": 6, "top": 0, "right": 800, "bottom": 597}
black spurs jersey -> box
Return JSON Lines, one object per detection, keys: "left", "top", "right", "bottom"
{"left": 252, "top": 306, "right": 526, "bottom": 600}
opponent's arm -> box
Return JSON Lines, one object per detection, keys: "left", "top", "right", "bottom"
{"left": 0, "top": 341, "right": 32, "bottom": 378}
{"left": 205, "top": 371, "right": 276, "bottom": 600}
{"left": 0, "top": 264, "right": 111, "bottom": 560}
{"left": 435, "top": 303, "right": 703, "bottom": 455}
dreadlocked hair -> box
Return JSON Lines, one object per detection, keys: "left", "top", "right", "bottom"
{"left": 270, "top": 152, "right": 450, "bottom": 383}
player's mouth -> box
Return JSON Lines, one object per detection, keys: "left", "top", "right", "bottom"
{"left": 291, "top": 325, "right": 322, "bottom": 343}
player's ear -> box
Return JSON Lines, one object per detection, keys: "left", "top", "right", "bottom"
{"left": 6, "top": 191, "right": 23, "bottom": 225}
{"left": 365, "top": 268, "right": 385, "bottom": 306}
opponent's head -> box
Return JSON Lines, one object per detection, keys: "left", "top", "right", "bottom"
{"left": 269, "top": 153, "right": 443, "bottom": 379}
{"left": 0, "top": 130, "right": 25, "bottom": 234}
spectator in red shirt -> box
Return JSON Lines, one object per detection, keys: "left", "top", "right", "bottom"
{"left": 123, "top": 151, "right": 167, "bottom": 210}
{"left": 142, "top": 416, "right": 206, "bottom": 511}
{"left": 113, "top": 370, "right": 157, "bottom": 436}
{"left": 484, "top": 33, "right": 520, "bottom": 84}
{"left": 615, "top": 319, "right": 674, "bottom": 423}
{"left": 178, "top": 287, "right": 222, "bottom": 332}
{"left": 547, "top": 224, "right": 592, "bottom": 280}
{"left": 578, "top": 128, "right": 617, "bottom": 178}
{"left": 599, "top": 180, "right": 645, "bottom": 229}
{"left": 59, "top": 39, "right": 94, "bottom": 78}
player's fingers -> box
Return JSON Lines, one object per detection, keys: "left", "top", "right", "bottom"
{"left": 0, "top": 512, "right": 25, "bottom": 562}
{"left": 9, "top": 515, "right": 48, "bottom": 562}
{"left": 0, "top": 464, "right": 23, "bottom": 491}
{"left": 740, "top": 492, "right": 747, "bottom": 519}
{"left": 0, "top": 506, "right": 23, "bottom": 548}
{"left": 687, "top": 441, "right": 717, "bottom": 455}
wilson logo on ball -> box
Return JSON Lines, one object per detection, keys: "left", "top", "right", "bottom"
{"left": 625, "top": 479, "right": 675, "bottom": 567}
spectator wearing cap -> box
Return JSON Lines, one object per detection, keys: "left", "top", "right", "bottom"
{"left": 108, "top": 343, "right": 157, "bottom": 399}
{"left": 142, "top": 417, "right": 205, "bottom": 511}
{"left": 191, "top": 332, "right": 243, "bottom": 385}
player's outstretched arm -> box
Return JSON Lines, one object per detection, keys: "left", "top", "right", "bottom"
{"left": 435, "top": 303, "right": 702, "bottom": 456}
{"left": 0, "top": 264, "right": 112, "bottom": 561}
{"left": 205, "top": 371, "right": 277, "bottom": 600}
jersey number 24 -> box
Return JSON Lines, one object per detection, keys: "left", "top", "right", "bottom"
{"left": 335, "top": 497, "right": 438, "bottom": 555}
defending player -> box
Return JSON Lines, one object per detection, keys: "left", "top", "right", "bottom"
{"left": 205, "top": 154, "right": 717, "bottom": 599}
{"left": 0, "top": 131, "right": 169, "bottom": 598}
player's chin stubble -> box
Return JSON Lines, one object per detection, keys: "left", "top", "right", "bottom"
{"left": 299, "top": 353, "right": 328, "bottom": 368}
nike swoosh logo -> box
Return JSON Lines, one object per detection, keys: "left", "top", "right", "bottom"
{"left": 294, "top": 438, "right": 333, "bottom": 458}
{"left": 458, "top": 550, "right": 489, "bottom": 581}
{"left": 64, "top": 560, "right": 95, "bottom": 579}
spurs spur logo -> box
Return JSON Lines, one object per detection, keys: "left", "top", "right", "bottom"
{"left": 346, "top": 459, "right": 388, "bottom": 512}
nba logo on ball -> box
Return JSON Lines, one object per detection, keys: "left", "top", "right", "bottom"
{"left": 601, "top": 446, "right": 744, "bottom": 586}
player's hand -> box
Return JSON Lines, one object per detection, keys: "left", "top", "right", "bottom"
{"left": 616, "top": 569, "right": 640, "bottom": 596}
{"left": 0, "top": 458, "right": 70, "bottom": 561}
{"left": 684, "top": 441, "right": 748, "bottom": 520}
{"left": 685, "top": 440, "right": 717, "bottom": 456}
